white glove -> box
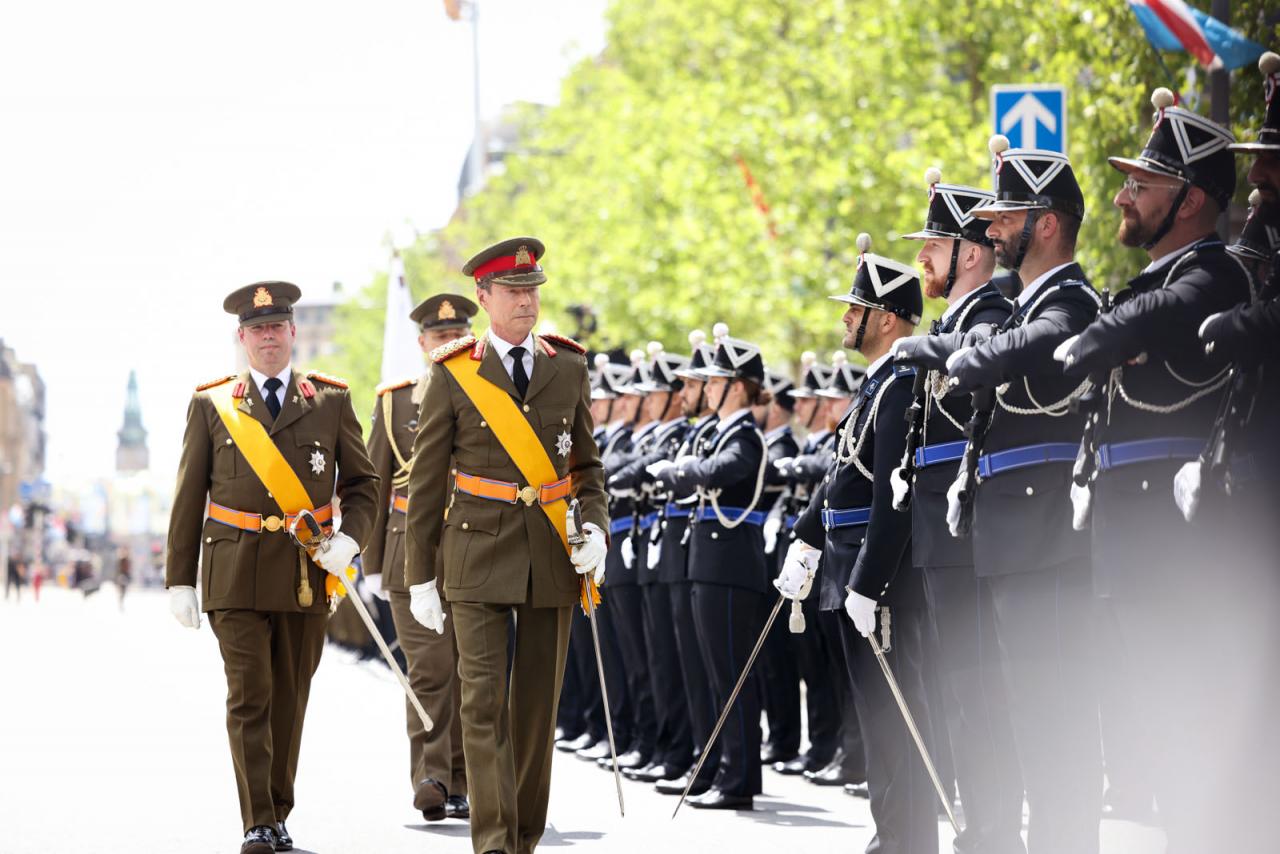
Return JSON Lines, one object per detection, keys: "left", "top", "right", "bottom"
{"left": 646, "top": 536, "right": 662, "bottom": 570}
{"left": 891, "top": 335, "right": 926, "bottom": 361}
{"left": 409, "top": 580, "right": 445, "bottom": 635}
{"left": 946, "top": 470, "right": 967, "bottom": 538}
{"left": 314, "top": 532, "right": 360, "bottom": 577}
{"left": 762, "top": 515, "right": 782, "bottom": 555}
{"left": 646, "top": 460, "right": 676, "bottom": 481}
{"left": 620, "top": 536, "right": 635, "bottom": 569}
{"left": 945, "top": 345, "right": 973, "bottom": 374}
{"left": 364, "top": 572, "right": 389, "bottom": 602}
{"left": 570, "top": 522, "right": 607, "bottom": 585}
{"left": 1070, "top": 481, "right": 1092, "bottom": 531}
{"left": 890, "top": 465, "right": 911, "bottom": 511}
{"left": 169, "top": 585, "right": 200, "bottom": 629}
{"left": 773, "top": 540, "right": 820, "bottom": 600}
{"left": 772, "top": 457, "right": 794, "bottom": 476}
{"left": 1174, "top": 460, "right": 1202, "bottom": 522}
{"left": 674, "top": 454, "right": 700, "bottom": 474}
{"left": 844, "top": 590, "right": 878, "bottom": 637}
{"left": 1199, "top": 312, "right": 1223, "bottom": 339}
{"left": 1053, "top": 334, "right": 1080, "bottom": 366}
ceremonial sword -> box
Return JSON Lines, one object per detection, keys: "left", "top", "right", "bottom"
{"left": 567, "top": 499, "right": 625, "bottom": 817}
{"left": 290, "top": 510, "right": 434, "bottom": 733}
{"left": 672, "top": 593, "right": 787, "bottom": 818}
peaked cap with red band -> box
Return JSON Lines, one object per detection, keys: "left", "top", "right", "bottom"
{"left": 462, "top": 236, "right": 547, "bottom": 287}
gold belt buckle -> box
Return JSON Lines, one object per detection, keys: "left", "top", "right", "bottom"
{"left": 263, "top": 515, "right": 284, "bottom": 533}
{"left": 518, "top": 485, "right": 538, "bottom": 507}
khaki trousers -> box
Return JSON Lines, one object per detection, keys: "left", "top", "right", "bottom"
{"left": 388, "top": 590, "right": 467, "bottom": 796}
{"left": 452, "top": 598, "right": 572, "bottom": 854}
{"left": 209, "top": 609, "right": 328, "bottom": 832}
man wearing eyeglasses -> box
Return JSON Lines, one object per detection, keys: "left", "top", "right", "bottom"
{"left": 1056, "top": 87, "right": 1254, "bottom": 853}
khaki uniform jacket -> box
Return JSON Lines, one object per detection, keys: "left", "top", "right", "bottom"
{"left": 364, "top": 374, "right": 425, "bottom": 593}
{"left": 404, "top": 334, "right": 608, "bottom": 608}
{"left": 166, "top": 369, "right": 380, "bottom": 613}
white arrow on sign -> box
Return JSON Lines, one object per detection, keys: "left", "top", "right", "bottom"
{"left": 1000, "top": 93, "right": 1057, "bottom": 150}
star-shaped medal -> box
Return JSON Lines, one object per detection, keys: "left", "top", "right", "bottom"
{"left": 310, "top": 449, "right": 326, "bottom": 476}
{"left": 555, "top": 431, "right": 572, "bottom": 458}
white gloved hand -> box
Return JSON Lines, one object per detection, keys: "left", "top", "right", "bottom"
{"left": 314, "top": 532, "right": 360, "bottom": 577}
{"left": 890, "top": 465, "right": 911, "bottom": 511}
{"left": 773, "top": 540, "right": 820, "bottom": 600}
{"left": 409, "top": 580, "right": 445, "bottom": 635}
{"left": 364, "top": 572, "right": 389, "bottom": 602}
{"left": 169, "top": 585, "right": 200, "bottom": 629}
{"left": 945, "top": 345, "right": 973, "bottom": 374}
{"left": 646, "top": 460, "right": 676, "bottom": 481}
{"left": 570, "top": 522, "right": 607, "bottom": 585}
{"left": 891, "top": 335, "right": 926, "bottom": 362}
{"left": 1174, "top": 460, "right": 1202, "bottom": 522}
{"left": 1070, "top": 481, "right": 1092, "bottom": 531}
{"left": 1199, "top": 312, "right": 1223, "bottom": 340}
{"left": 674, "top": 454, "right": 700, "bottom": 474}
{"left": 620, "top": 536, "right": 635, "bottom": 569}
{"left": 772, "top": 457, "right": 794, "bottom": 476}
{"left": 1053, "top": 334, "right": 1080, "bottom": 366}
{"left": 762, "top": 515, "right": 782, "bottom": 555}
{"left": 844, "top": 590, "right": 878, "bottom": 637}
{"left": 946, "top": 470, "right": 967, "bottom": 538}
{"left": 646, "top": 536, "right": 662, "bottom": 570}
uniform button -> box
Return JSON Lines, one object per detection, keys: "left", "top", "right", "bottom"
{"left": 205, "top": 537, "right": 212, "bottom": 543}
{"left": 562, "top": 417, "right": 568, "bottom": 425}
{"left": 710, "top": 532, "right": 719, "bottom": 540}
{"left": 1025, "top": 486, "right": 1034, "bottom": 496}
{"left": 267, "top": 492, "right": 273, "bottom": 498}
{"left": 480, "top": 420, "right": 487, "bottom": 428}
{"left": 1141, "top": 480, "right": 1149, "bottom": 491}
{"left": 314, "top": 440, "right": 320, "bottom": 446}
{"left": 461, "top": 522, "right": 470, "bottom": 530}
{"left": 450, "top": 468, "right": 457, "bottom": 475}
{"left": 522, "top": 404, "right": 531, "bottom": 413}
{"left": 224, "top": 438, "right": 233, "bottom": 445}
{"left": 823, "top": 499, "right": 829, "bottom": 508}
{"left": 857, "top": 538, "right": 864, "bottom": 546}
{"left": 661, "top": 522, "right": 668, "bottom": 530}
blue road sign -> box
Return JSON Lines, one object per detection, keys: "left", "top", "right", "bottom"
{"left": 991, "top": 84, "right": 1067, "bottom": 153}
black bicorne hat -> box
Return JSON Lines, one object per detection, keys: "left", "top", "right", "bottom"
{"left": 697, "top": 323, "right": 766, "bottom": 384}
{"left": 972, "top": 135, "right": 1086, "bottom": 221}
{"left": 814, "top": 352, "right": 866, "bottom": 399}
{"left": 1229, "top": 189, "right": 1280, "bottom": 262}
{"left": 590, "top": 351, "right": 631, "bottom": 401}
{"left": 788, "top": 352, "right": 834, "bottom": 400}
{"left": 633, "top": 342, "right": 689, "bottom": 393}
{"left": 830, "top": 234, "right": 924, "bottom": 325}
{"left": 902, "top": 167, "right": 995, "bottom": 246}
{"left": 1230, "top": 51, "right": 1280, "bottom": 154}
{"left": 674, "top": 329, "right": 718, "bottom": 381}
{"left": 763, "top": 370, "right": 796, "bottom": 410}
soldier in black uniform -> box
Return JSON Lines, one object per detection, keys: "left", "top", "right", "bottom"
{"left": 946, "top": 138, "right": 1102, "bottom": 854}
{"left": 1061, "top": 81, "right": 1265, "bottom": 853}
{"left": 652, "top": 328, "right": 771, "bottom": 810}
{"left": 755, "top": 370, "right": 802, "bottom": 766}
{"left": 892, "top": 169, "right": 1025, "bottom": 854}
{"left": 780, "top": 235, "right": 935, "bottom": 853}
{"left": 650, "top": 331, "right": 723, "bottom": 798}
{"left": 607, "top": 344, "right": 696, "bottom": 783}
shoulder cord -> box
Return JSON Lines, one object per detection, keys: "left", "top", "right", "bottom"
{"left": 703, "top": 424, "right": 769, "bottom": 530}
{"left": 995, "top": 281, "right": 1100, "bottom": 417}
{"left": 926, "top": 298, "right": 1003, "bottom": 436}
{"left": 836, "top": 374, "right": 899, "bottom": 481}
{"left": 382, "top": 391, "right": 412, "bottom": 490}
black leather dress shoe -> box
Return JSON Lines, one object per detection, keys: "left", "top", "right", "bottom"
{"left": 688, "top": 788, "right": 754, "bottom": 810}
{"left": 843, "top": 782, "right": 869, "bottom": 798}
{"left": 655, "top": 772, "right": 711, "bottom": 797}
{"left": 773, "top": 755, "right": 816, "bottom": 775}
{"left": 557, "top": 732, "right": 596, "bottom": 753}
{"left": 576, "top": 741, "right": 611, "bottom": 761}
{"left": 445, "top": 795, "right": 470, "bottom": 820}
{"left": 274, "top": 821, "right": 293, "bottom": 851}
{"left": 603, "top": 749, "right": 649, "bottom": 770}
{"left": 625, "top": 762, "right": 686, "bottom": 783}
{"left": 414, "top": 778, "right": 448, "bottom": 821}
{"left": 241, "top": 826, "right": 277, "bottom": 854}
{"left": 761, "top": 744, "right": 798, "bottom": 765}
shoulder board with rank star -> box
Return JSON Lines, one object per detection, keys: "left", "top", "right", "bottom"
{"left": 194, "top": 374, "right": 236, "bottom": 392}
{"left": 538, "top": 332, "right": 585, "bottom": 355}
{"left": 376, "top": 377, "right": 417, "bottom": 396}
{"left": 431, "top": 334, "right": 478, "bottom": 364}
{"left": 306, "top": 370, "right": 349, "bottom": 389}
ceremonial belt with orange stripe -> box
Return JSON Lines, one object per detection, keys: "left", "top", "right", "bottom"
{"left": 442, "top": 352, "right": 600, "bottom": 612}
{"left": 390, "top": 493, "right": 410, "bottom": 514}
{"left": 208, "top": 501, "right": 333, "bottom": 533}
{"left": 453, "top": 471, "right": 571, "bottom": 506}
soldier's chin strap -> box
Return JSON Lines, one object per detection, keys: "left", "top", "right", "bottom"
{"left": 941, "top": 239, "right": 963, "bottom": 299}
{"left": 711, "top": 378, "right": 735, "bottom": 413}
{"left": 1008, "top": 209, "right": 1040, "bottom": 272}
{"left": 1142, "top": 180, "right": 1191, "bottom": 251}
{"left": 852, "top": 307, "right": 874, "bottom": 351}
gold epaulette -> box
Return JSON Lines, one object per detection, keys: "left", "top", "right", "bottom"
{"left": 195, "top": 374, "right": 236, "bottom": 392}
{"left": 376, "top": 377, "right": 417, "bottom": 396}
{"left": 538, "top": 333, "right": 586, "bottom": 355}
{"left": 306, "top": 370, "right": 349, "bottom": 389}
{"left": 431, "top": 335, "right": 478, "bottom": 364}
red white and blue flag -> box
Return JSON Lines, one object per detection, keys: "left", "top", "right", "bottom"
{"left": 1128, "top": 0, "right": 1264, "bottom": 71}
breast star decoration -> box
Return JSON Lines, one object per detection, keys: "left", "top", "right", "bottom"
{"left": 310, "top": 449, "right": 326, "bottom": 476}
{"left": 555, "top": 431, "right": 573, "bottom": 458}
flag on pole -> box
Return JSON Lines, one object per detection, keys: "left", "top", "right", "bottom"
{"left": 380, "top": 252, "right": 424, "bottom": 385}
{"left": 1127, "top": 0, "right": 1265, "bottom": 72}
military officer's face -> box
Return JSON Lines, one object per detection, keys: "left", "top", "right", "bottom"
{"left": 1113, "top": 169, "right": 1186, "bottom": 248}
{"left": 705, "top": 376, "right": 741, "bottom": 413}
{"left": 590, "top": 397, "right": 612, "bottom": 425}
{"left": 641, "top": 390, "right": 670, "bottom": 423}
{"left": 794, "top": 396, "right": 817, "bottom": 426}
{"left": 1249, "top": 151, "right": 1280, "bottom": 203}
{"left": 476, "top": 284, "right": 540, "bottom": 342}
{"left": 238, "top": 320, "right": 294, "bottom": 374}
{"left": 841, "top": 305, "right": 887, "bottom": 353}
{"left": 419, "top": 325, "right": 467, "bottom": 354}
{"left": 819, "top": 394, "right": 852, "bottom": 428}
{"left": 916, "top": 238, "right": 954, "bottom": 300}
{"left": 985, "top": 211, "right": 1030, "bottom": 269}
{"left": 679, "top": 378, "right": 705, "bottom": 416}
{"left": 614, "top": 393, "right": 642, "bottom": 423}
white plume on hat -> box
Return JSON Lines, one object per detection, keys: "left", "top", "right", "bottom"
{"left": 712, "top": 322, "right": 730, "bottom": 341}
{"left": 989, "top": 134, "right": 1010, "bottom": 155}
{"left": 800, "top": 350, "right": 816, "bottom": 367}
{"left": 1151, "top": 87, "right": 1176, "bottom": 111}
{"left": 647, "top": 340, "right": 664, "bottom": 357}
{"left": 924, "top": 166, "right": 942, "bottom": 186}
{"left": 688, "top": 329, "right": 707, "bottom": 348}
{"left": 1259, "top": 51, "right": 1279, "bottom": 74}
{"left": 594, "top": 353, "right": 610, "bottom": 370}
{"left": 831, "top": 351, "right": 848, "bottom": 367}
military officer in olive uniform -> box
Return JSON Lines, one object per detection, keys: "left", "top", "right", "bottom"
{"left": 364, "top": 293, "right": 478, "bottom": 822}
{"left": 166, "top": 281, "right": 380, "bottom": 854}
{"left": 402, "top": 238, "right": 609, "bottom": 854}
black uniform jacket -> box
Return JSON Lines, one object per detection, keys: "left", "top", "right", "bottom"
{"left": 600, "top": 423, "right": 637, "bottom": 587}
{"left": 794, "top": 359, "right": 919, "bottom": 610}
{"left": 948, "top": 263, "right": 1101, "bottom": 578}
{"left": 607, "top": 418, "right": 688, "bottom": 586}
{"left": 666, "top": 411, "right": 769, "bottom": 592}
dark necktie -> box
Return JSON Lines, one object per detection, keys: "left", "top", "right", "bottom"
{"left": 509, "top": 346, "right": 530, "bottom": 399}
{"left": 264, "top": 377, "right": 283, "bottom": 420}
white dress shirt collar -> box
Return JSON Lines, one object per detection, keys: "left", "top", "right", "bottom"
{"left": 1142, "top": 238, "right": 1204, "bottom": 274}
{"left": 940, "top": 283, "right": 989, "bottom": 325}
{"left": 1015, "top": 262, "right": 1074, "bottom": 308}
{"left": 864, "top": 352, "right": 892, "bottom": 380}
{"left": 487, "top": 329, "right": 536, "bottom": 380}
{"left": 249, "top": 364, "right": 292, "bottom": 401}
{"left": 716, "top": 408, "right": 752, "bottom": 435}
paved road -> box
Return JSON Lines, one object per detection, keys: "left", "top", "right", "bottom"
{"left": 0, "top": 587, "right": 1167, "bottom": 853}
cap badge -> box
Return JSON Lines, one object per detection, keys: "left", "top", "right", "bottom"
{"left": 438, "top": 299, "right": 456, "bottom": 320}
{"left": 515, "top": 245, "right": 533, "bottom": 265}
{"left": 253, "top": 286, "right": 273, "bottom": 308}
